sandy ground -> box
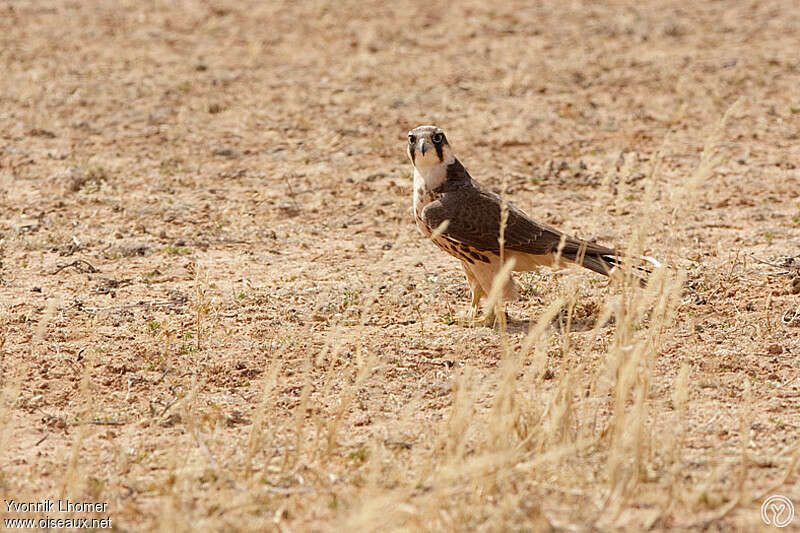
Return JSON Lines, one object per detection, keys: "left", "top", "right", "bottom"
{"left": 1, "top": 0, "right": 799, "bottom": 531}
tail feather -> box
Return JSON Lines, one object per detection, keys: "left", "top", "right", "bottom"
{"left": 576, "top": 252, "right": 662, "bottom": 284}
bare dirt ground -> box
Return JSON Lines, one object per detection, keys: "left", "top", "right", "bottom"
{"left": 1, "top": 1, "right": 799, "bottom": 531}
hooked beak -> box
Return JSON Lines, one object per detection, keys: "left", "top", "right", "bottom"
{"left": 419, "top": 138, "right": 429, "bottom": 156}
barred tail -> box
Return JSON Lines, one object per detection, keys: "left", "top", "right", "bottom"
{"left": 577, "top": 252, "right": 661, "bottom": 283}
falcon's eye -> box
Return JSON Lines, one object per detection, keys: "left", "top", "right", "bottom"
{"left": 408, "top": 134, "right": 416, "bottom": 145}
{"left": 432, "top": 132, "right": 443, "bottom": 144}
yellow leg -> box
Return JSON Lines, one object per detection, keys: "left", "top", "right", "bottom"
{"left": 470, "top": 283, "right": 483, "bottom": 318}
{"left": 452, "top": 263, "right": 496, "bottom": 327}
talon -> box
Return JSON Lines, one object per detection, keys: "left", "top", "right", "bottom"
{"left": 451, "top": 309, "right": 496, "bottom": 328}
{"left": 490, "top": 309, "right": 511, "bottom": 330}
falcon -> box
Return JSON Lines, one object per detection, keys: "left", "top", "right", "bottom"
{"left": 407, "top": 125, "right": 658, "bottom": 324}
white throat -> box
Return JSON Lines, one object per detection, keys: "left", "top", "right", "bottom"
{"left": 413, "top": 163, "right": 447, "bottom": 193}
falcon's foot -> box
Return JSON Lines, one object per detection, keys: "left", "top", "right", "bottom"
{"left": 452, "top": 312, "right": 492, "bottom": 327}
{"left": 447, "top": 284, "right": 508, "bottom": 328}
{"left": 452, "top": 308, "right": 508, "bottom": 328}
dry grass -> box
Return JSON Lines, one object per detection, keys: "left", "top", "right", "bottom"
{"left": 1, "top": 0, "right": 800, "bottom": 531}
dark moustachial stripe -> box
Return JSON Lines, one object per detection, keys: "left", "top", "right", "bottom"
{"left": 409, "top": 144, "right": 415, "bottom": 163}
{"left": 434, "top": 141, "right": 443, "bottom": 161}
{"left": 435, "top": 158, "right": 470, "bottom": 190}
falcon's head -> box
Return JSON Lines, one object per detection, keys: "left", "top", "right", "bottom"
{"left": 407, "top": 125, "right": 455, "bottom": 169}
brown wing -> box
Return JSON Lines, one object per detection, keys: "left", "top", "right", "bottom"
{"left": 421, "top": 181, "right": 616, "bottom": 261}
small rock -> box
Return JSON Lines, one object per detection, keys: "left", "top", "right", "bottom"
{"left": 225, "top": 410, "right": 249, "bottom": 427}
{"left": 211, "top": 146, "right": 239, "bottom": 159}
{"left": 353, "top": 413, "right": 372, "bottom": 427}
{"left": 160, "top": 413, "right": 182, "bottom": 427}
{"left": 767, "top": 344, "right": 783, "bottom": 355}
{"left": 17, "top": 224, "right": 39, "bottom": 234}
{"left": 118, "top": 243, "right": 149, "bottom": 257}
{"left": 28, "top": 128, "right": 56, "bottom": 138}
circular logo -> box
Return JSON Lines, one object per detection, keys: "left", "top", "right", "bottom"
{"left": 761, "top": 495, "right": 795, "bottom": 528}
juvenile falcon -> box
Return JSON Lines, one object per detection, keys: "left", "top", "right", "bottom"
{"left": 407, "top": 125, "right": 656, "bottom": 324}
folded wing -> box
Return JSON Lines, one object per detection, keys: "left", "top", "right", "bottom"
{"left": 422, "top": 183, "right": 618, "bottom": 274}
